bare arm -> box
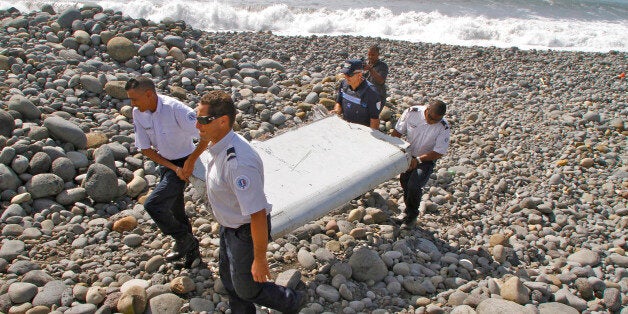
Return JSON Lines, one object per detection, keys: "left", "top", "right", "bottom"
{"left": 181, "top": 139, "right": 210, "bottom": 179}
{"left": 142, "top": 148, "right": 189, "bottom": 181}
{"left": 369, "top": 118, "right": 380, "bottom": 130}
{"left": 332, "top": 102, "right": 342, "bottom": 115}
{"left": 250, "top": 209, "right": 270, "bottom": 283}
{"left": 366, "top": 66, "right": 385, "bottom": 85}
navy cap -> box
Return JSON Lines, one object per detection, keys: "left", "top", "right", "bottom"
{"left": 340, "top": 59, "right": 364, "bottom": 76}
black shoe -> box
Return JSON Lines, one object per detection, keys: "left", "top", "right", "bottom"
{"left": 165, "top": 250, "right": 184, "bottom": 261}
{"left": 401, "top": 215, "right": 417, "bottom": 229}
{"left": 184, "top": 248, "right": 202, "bottom": 268}
{"left": 286, "top": 281, "right": 308, "bottom": 314}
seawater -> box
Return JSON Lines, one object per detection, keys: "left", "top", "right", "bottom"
{"left": 2, "top": 0, "right": 627, "bottom": 52}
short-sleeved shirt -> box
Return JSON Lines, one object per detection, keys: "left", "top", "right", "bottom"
{"left": 364, "top": 60, "right": 388, "bottom": 104}
{"left": 205, "top": 130, "right": 272, "bottom": 228}
{"left": 133, "top": 95, "right": 199, "bottom": 160}
{"left": 335, "top": 80, "right": 382, "bottom": 127}
{"left": 395, "top": 105, "right": 450, "bottom": 157}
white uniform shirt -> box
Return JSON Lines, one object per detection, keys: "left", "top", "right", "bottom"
{"left": 205, "top": 130, "right": 272, "bottom": 228}
{"left": 395, "top": 105, "right": 450, "bottom": 157}
{"left": 133, "top": 95, "right": 198, "bottom": 160}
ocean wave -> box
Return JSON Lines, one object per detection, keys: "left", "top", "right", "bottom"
{"left": 1, "top": 0, "right": 627, "bottom": 52}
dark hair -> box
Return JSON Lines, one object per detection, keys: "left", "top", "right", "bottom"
{"left": 369, "top": 44, "right": 380, "bottom": 54}
{"left": 430, "top": 99, "right": 447, "bottom": 116}
{"left": 200, "top": 91, "right": 236, "bottom": 127}
{"left": 125, "top": 76, "right": 156, "bottom": 91}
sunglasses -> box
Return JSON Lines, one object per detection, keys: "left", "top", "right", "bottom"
{"left": 196, "top": 115, "right": 223, "bottom": 125}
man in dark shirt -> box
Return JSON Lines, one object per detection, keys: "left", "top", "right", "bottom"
{"left": 333, "top": 59, "right": 382, "bottom": 129}
{"left": 363, "top": 45, "right": 389, "bottom": 107}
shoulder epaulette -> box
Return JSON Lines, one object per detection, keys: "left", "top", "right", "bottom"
{"left": 226, "top": 147, "right": 236, "bottom": 161}
{"left": 410, "top": 107, "right": 419, "bottom": 112}
{"left": 441, "top": 120, "right": 449, "bottom": 129}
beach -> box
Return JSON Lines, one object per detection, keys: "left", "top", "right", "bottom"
{"left": 0, "top": 3, "right": 627, "bottom": 314}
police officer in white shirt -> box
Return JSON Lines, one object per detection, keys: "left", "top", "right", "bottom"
{"left": 125, "top": 76, "right": 205, "bottom": 268}
{"left": 392, "top": 99, "right": 451, "bottom": 228}
{"left": 190, "top": 91, "right": 306, "bottom": 314}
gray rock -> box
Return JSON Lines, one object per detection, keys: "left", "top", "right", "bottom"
{"left": 8, "top": 95, "right": 41, "bottom": 120}
{"left": 7, "top": 260, "right": 39, "bottom": 275}
{"left": 582, "top": 111, "right": 600, "bottom": 122}
{"left": 450, "top": 304, "right": 477, "bottom": 314}
{"left": 603, "top": 287, "right": 621, "bottom": 311}
{"left": 138, "top": 43, "right": 156, "bottom": 57}
{"left": 106, "top": 37, "right": 137, "bottom": 62}
{"left": 145, "top": 256, "right": 166, "bottom": 273}
{"left": 0, "top": 164, "right": 20, "bottom": 190}
{"left": 148, "top": 293, "right": 184, "bottom": 314}
{"left": 56, "top": 187, "right": 87, "bottom": 205}
{"left": 11, "top": 155, "right": 29, "bottom": 174}
{"left": 67, "top": 151, "right": 89, "bottom": 168}
{"left": 0, "top": 110, "right": 14, "bottom": 137}
{"left": 189, "top": 297, "right": 214, "bottom": 313}
{"left": 57, "top": 8, "right": 81, "bottom": 29}
{"left": 51, "top": 157, "right": 76, "bottom": 182}
{"left": 8, "top": 282, "right": 38, "bottom": 303}
{"left": 44, "top": 116, "right": 87, "bottom": 149}
{"left": 257, "top": 59, "right": 285, "bottom": 72}
{"left": 29, "top": 152, "right": 51, "bottom": 175}
{"left": 106, "top": 142, "right": 129, "bottom": 160}
{"left": 330, "top": 262, "right": 352, "bottom": 279}
{"left": 83, "top": 163, "right": 118, "bottom": 203}
{"left": 64, "top": 303, "right": 97, "bottom": 314}
{"left": 26, "top": 173, "right": 64, "bottom": 198}
{"left": 608, "top": 254, "right": 628, "bottom": 267}
{"left": 304, "top": 92, "right": 319, "bottom": 104}
{"left": 297, "top": 249, "right": 316, "bottom": 269}
{"left": 163, "top": 35, "right": 185, "bottom": 49}
{"left": 349, "top": 247, "right": 388, "bottom": 282}
{"left": 32, "top": 280, "right": 67, "bottom": 307}
{"left": 566, "top": 249, "right": 599, "bottom": 266}
{"left": 402, "top": 278, "right": 426, "bottom": 295}
{"left": 104, "top": 81, "right": 128, "bottom": 99}
{"left": 80, "top": 75, "right": 103, "bottom": 93}
{"left": 275, "top": 269, "right": 301, "bottom": 289}
{"left": 538, "top": 302, "right": 578, "bottom": 314}
{"left": 0, "top": 147, "right": 16, "bottom": 165}
{"left": 417, "top": 238, "right": 442, "bottom": 261}
{"left": 554, "top": 288, "right": 587, "bottom": 312}
{"left": 316, "top": 284, "right": 340, "bottom": 302}
{"left": 22, "top": 269, "right": 54, "bottom": 286}
{"left": 122, "top": 234, "right": 143, "bottom": 247}
{"left": 476, "top": 298, "right": 531, "bottom": 314}
{"left": 93, "top": 145, "right": 116, "bottom": 171}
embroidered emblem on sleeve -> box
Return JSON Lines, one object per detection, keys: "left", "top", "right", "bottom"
{"left": 235, "top": 175, "right": 250, "bottom": 190}
{"left": 376, "top": 101, "right": 381, "bottom": 111}
{"left": 187, "top": 111, "right": 197, "bottom": 122}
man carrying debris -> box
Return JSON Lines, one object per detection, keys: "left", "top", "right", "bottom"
{"left": 126, "top": 76, "right": 204, "bottom": 268}
{"left": 392, "top": 99, "right": 451, "bottom": 228}
{"left": 191, "top": 91, "right": 307, "bottom": 313}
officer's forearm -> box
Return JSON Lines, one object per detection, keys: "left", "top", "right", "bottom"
{"left": 250, "top": 209, "right": 269, "bottom": 262}
{"left": 391, "top": 129, "right": 402, "bottom": 138}
{"left": 333, "top": 103, "right": 342, "bottom": 114}
{"left": 369, "top": 69, "right": 385, "bottom": 85}
{"left": 417, "top": 151, "right": 443, "bottom": 162}
{"left": 141, "top": 149, "right": 178, "bottom": 171}
{"left": 369, "top": 118, "right": 379, "bottom": 130}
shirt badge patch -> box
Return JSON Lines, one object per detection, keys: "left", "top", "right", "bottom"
{"left": 235, "top": 175, "right": 250, "bottom": 190}
{"left": 187, "top": 111, "right": 197, "bottom": 122}
{"left": 376, "top": 101, "right": 381, "bottom": 111}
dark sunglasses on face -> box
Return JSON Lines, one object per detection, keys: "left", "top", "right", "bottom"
{"left": 196, "top": 115, "right": 223, "bottom": 125}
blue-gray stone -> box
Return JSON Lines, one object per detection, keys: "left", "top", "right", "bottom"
{"left": 0, "top": 110, "right": 14, "bottom": 137}
{"left": 26, "top": 173, "right": 64, "bottom": 198}
{"left": 0, "top": 240, "right": 25, "bottom": 261}
{"left": 57, "top": 8, "right": 82, "bottom": 29}
{"left": 43, "top": 116, "right": 87, "bottom": 149}
{"left": 32, "top": 280, "right": 67, "bottom": 307}
{"left": 0, "top": 164, "right": 20, "bottom": 190}
{"left": 163, "top": 35, "right": 185, "bottom": 49}
{"left": 83, "top": 163, "right": 118, "bottom": 203}
{"left": 8, "top": 95, "right": 41, "bottom": 120}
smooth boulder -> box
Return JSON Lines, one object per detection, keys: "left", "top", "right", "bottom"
{"left": 83, "top": 163, "right": 118, "bottom": 203}
{"left": 44, "top": 116, "right": 87, "bottom": 149}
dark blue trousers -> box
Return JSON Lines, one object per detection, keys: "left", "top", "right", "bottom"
{"left": 400, "top": 161, "right": 435, "bottom": 219}
{"left": 219, "top": 216, "right": 301, "bottom": 314}
{"left": 143, "top": 156, "right": 192, "bottom": 238}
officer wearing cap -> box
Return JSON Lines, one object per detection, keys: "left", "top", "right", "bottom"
{"left": 333, "top": 59, "right": 382, "bottom": 129}
{"left": 190, "top": 91, "right": 306, "bottom": 314}
{"left": 392, "top": 99, "right": 451, "bottom": 228}
{"left": 125, "top": 76, "right": 204, "bottom": 268}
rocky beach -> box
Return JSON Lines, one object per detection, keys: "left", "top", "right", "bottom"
{"left": 0, "top": 3, "right": 627, "bottom": 314}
